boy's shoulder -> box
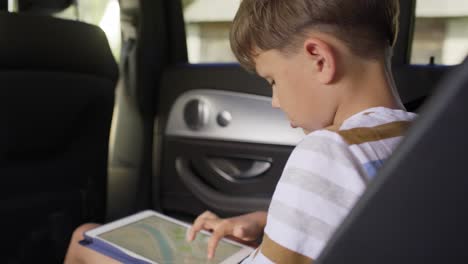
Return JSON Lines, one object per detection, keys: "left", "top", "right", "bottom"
{"left": 287, "top": 128, "right": 361, "bottom": 183}
{"left": 337, "top": 107, "right": 417, "bottom": 132}
{"left": 277, "top": 107, "right": 417, "bottom": 212}
{"left": 287, "top": 107, "right": 417, "bottom": 181}
{"left": 288, "top": 107, "right": 417, "bottom": 178}
{"left": 296, "top": 107, "right": 416, "bottom": 149}
{"left": 305, "top": 107, "right": 417, "bottom": 147}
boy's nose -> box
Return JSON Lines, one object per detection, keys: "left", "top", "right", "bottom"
{"left": 272, "top": 95, "right": 281, "bottom": 109}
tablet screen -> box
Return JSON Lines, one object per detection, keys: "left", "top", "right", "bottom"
{"left": 98, "top": 215, "right": 243, "bottom": 263}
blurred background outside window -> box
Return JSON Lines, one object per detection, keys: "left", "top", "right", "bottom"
{"left": 182, "top": 0, "right": 468, "bottom": 65}
{"left": 183, "top": 0, "right": 238, "bottom": 63}
{"left": 411, "top": 0, "right": 468, "bottom": 65}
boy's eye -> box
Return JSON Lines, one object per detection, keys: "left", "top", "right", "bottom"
{"left": 270, "top": 80, "right": 276, "bottom": 87}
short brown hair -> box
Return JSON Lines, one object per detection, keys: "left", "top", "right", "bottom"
{"left": 230, "top": 0, "right": 400, "bottom": 72}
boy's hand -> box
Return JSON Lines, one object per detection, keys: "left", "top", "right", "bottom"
{"left": 186, "top": 210, "right": 267, "bottom": 259}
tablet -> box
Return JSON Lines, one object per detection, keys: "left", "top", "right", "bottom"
{"left": 83, "top": 210, "right": 254, "bottom": 264}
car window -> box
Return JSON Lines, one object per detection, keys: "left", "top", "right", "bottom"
{"left": 182, "top": 0, "right": 239, "bottom": 63}
{"left": 411, "top": 0, "right": 468, "bottom": 65}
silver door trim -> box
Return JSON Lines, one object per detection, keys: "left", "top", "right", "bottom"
{"left": 164, "top": 89, "right": 305, "bottom": 146}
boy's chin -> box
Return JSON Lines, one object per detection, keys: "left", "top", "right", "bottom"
{"left": 290, "top": 123, "right": 311, "bottom": 135}
{"left": 289, "top": 122, "right": 312, "bottom": 135}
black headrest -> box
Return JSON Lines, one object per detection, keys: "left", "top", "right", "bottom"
{"left": 0, "top": 12, "right": 118, "bottom": 80}
{"left": 317, "top": 57, "right": 468, "bottom": 263}
{"left": 19, "top": 0, "right": 73, "bottom": 13}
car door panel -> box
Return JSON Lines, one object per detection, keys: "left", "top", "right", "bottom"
{"left": 165, "top": 89, "right": 304, "bottom": 145}
{"left": 154, "top": 65, "right": 302, "bottom": 218}
{"left": 160, "top": 138, "right": 293, "bottom": 216}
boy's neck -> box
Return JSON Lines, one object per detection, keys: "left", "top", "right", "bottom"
{"left": 332, "top": 58, "right": 405, "bottom": 126}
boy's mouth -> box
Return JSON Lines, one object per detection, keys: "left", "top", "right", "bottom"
{"left": 290, "top": 123, "right": 298, "bottom": 129}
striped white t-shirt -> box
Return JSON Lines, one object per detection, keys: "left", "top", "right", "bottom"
{"left": 242, "top": 107, "right": 417, "bottom": 263}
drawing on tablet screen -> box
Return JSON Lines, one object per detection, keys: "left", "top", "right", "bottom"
{"left": 98, "top": 216, "right": 241, "bottom": 263}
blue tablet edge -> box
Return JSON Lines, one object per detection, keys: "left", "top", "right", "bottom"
{"left": 79, "top": 233, "right": 152, "bottom": 264}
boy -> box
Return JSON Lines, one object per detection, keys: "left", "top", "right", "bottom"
{"left": 64, "top": 0, "right": 416, "bottom": 263}
{"left": 187, "top": 0, "right": 416, "bottom": 263}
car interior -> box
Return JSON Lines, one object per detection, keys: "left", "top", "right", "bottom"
{"left": 1, "top": 0, "right": 466, "bottom": 263}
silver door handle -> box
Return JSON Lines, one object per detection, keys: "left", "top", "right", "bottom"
{"left": 207, "top": 157, "right": 272, "bottom": 181}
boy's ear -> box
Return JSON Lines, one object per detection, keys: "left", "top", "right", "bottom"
{"left": 304, "top": 38, "right": 336, "bottom": 84}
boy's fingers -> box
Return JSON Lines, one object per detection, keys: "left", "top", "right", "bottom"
{"left": 190, "top": 218, "right": 222, "bottom": 241}
{"left": 207, "top": 220, "right": 233, "bottom": 259}
{"left": 187, "top": 220, "right": 204, "bottom": 241}
{"left": 187, "top": 211, "right": 220, "bottom": 241}
{"left": 201, "top": 211, "right": 219, "bottom": 219}
{"left": 207, "top": 229, "right": 223, "bottom": 259}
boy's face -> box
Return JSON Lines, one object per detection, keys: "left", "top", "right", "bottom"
{"left": 254, "top": 48, "right": 338, "bottom": 133}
